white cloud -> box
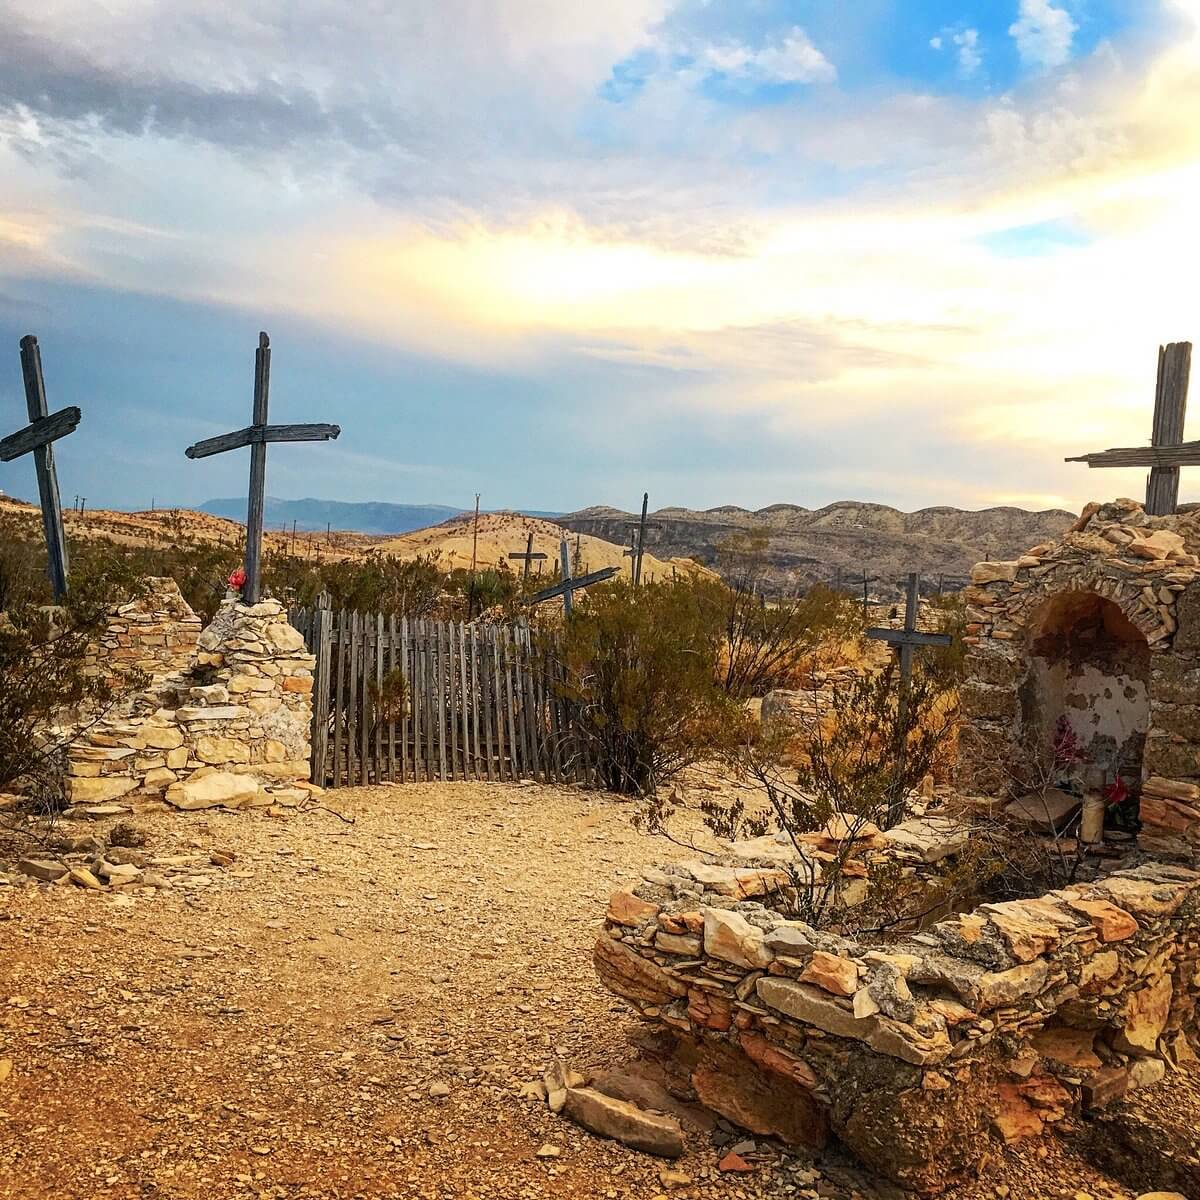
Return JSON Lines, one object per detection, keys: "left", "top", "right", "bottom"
{"left": 1010, "top": 0, "right": 1079, "bottom": 70}
{"left": 930, "top": 35, "right": 944, "bottom": 51}
{"left": 955, "top": 29, "right": 983, "bottom": 78}
{"left": 696, "top": 27, "right": 836, "bottom": 85}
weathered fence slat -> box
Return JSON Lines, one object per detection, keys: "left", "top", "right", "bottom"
{"left": 293, "top": 606, "right": 589, "bottom": 789}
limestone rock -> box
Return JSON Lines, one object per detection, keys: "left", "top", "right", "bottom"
{"left": 166, "top": 771, "right": 259, "bottom": 811}
{"left": 18, "top": 858, "right": 67, "bottom": 882}
{"left": 971, "top": 561, "right": 1020, "bottom": 584}
{"left": 607, "top": 887, "right": 659, "bottom": 927}
{"left": 561, "top": 1087, "right": 684, "bottom": 1158}
{"left": 194, "top": 735, "right": 252, "bottom": 765}
{"left": 593, "top": 934, "right": 687, "bottom": 1005}
{"left": 1067, "top": 898, "right": 1139, "bottom": 942}
{"left": 67, "top": 776, "right": 137, "bottom": 804}
{"left": 702, "top": 908, "right": 774, "bottom": 970}
{"left": 1114, "top": 974, "right": 1173, "bottom": 1054}
{"left": 68, "top": 867, "right": 104, "bottom": 891}
{"left": 798, "top": 950, "right": 859, "bottom": 997}
{"left": 138, "top": 725, "right": 184, "bottom": 751}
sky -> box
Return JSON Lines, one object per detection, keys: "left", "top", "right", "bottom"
{"left": 1, "top": 0, "right": 1199, "bottom": 517}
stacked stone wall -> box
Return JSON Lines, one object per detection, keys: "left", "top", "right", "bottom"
{"left": 596, "top": 857, "right": 1200, "bottom": 1194}
{"left": 957, "top": 498, "right": 1200, "bottom": 840}
{"left": 67, "top": 581, "right": 315, "bottom": 811}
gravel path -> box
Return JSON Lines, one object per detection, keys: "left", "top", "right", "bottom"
{"left": 0, "top": 780, "right": 1195, "bottom": 1200}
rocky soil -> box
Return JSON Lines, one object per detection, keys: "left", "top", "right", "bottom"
{"left": 0, "top": 780, "right": 1196, "bottom": 1200}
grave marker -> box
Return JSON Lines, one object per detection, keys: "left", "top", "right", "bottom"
{"left": 529, "top": 537, "right": 618, "bottom": 614}
{"left": 1, "top": 336, "right": 81, "bottom": 600}
{"left": 185, "top": 332, "right": 340, "bottom": 604}
{"left": 866, "top": 572, "right": 953, "bottom": 823}
{"left": 1067, "top": 341, "right": 1193, "bottom": 515}
{"left": 508, "top": 531, "right": 548, "bottom": 581}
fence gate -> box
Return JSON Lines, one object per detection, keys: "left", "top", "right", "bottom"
{"left": 289, "top": 609, "right": 594, "bottom": 788}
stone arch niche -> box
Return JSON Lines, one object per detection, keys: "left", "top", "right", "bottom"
{"left": 956, "top": 499, "right": 1200, "bottom": 842}
{"left": 1020, "top": 590, "right": 1150, "bottom": 788}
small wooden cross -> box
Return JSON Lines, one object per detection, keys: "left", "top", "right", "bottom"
{"left": 0, "top": 336, "right": 81, "bottom": 601}
{"left": 1067, "top": 342, "right": 1193, "bottom": 515}
{"left": 508, "top": 531, "right": 547, "bottom": 581}
{"left": 866, "top": 572, "right": 953, "bottom": 822}
{"left": 529, "top": 537, "right": 617, "bottom": 614}
{"left": 185, "top": 332, "right": 340, "bottom": 604}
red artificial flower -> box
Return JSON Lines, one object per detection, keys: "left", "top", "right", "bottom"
{"left": 228, "top": 567, "right": 247, "bottom": 591}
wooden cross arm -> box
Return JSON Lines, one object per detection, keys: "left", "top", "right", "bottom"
{"left": 186, "top": 422, "right": 342, "bottom": 459}
{"left": 1066, "top": 440, "right": 1200, "bottom": 469}
{"left": 530, "top": 566, "right": 619, "bottom": 605}
{"left": 508, "top": 551, "right": 548, "bottom": 561}
{"left": 867, "top": 629, "right": 953, "bottom": 648}
{"left": 0, "top": 406, "right": 81, "bottom": 462}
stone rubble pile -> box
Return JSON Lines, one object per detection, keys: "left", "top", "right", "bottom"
{"left": 3, "top": 822, "right": 239, "bottom": 895}
{"left": 64, "top": 581, "right": 317, "bottom": 813}
{"left": 595, "top": 840, "right": 1200, "bottom": 1194}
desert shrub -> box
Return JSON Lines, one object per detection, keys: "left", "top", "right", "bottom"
{"left": 711, "top": 533, "right": 864, "bottom": 697}
{"left": 639, "top": 652, "right": 977, "bottom": 933}
{"left": 267, "top": 551, "right": 445, "bottom": 618}
{"left": 554, "top": 578, "right": 739, "bottom": 796}
{"left": 0, "top": 550, "right": 147, "bottom": 825}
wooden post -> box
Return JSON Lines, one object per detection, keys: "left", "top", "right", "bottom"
{"left": 18, "top": 336, "right": 70, "bottom": 601}
{"left": 1147, "top": 342, "right": 1192, "bottom": 516}
{"left": 245, "top": 332, "right": 270, "bottom": 604}
{"left": 635, "top": 492, "right": 649, "bottom": 586}
{"left": 311, "top": 607, "right": 333, "bottom": 785}
{"left": 560, "top": 539, "right": 573, "bottom": 617}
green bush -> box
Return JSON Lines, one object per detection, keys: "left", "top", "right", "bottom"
{"left": 555, "top": 578, "right": 739, "bottom": 795}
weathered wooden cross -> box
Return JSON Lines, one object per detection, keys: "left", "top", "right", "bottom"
{"left": 0, "top": 336, "right": 81, "bottom": 600}
{"left": 867, "top": 572, "right": 953, "bottom": 820}
{"left": 529, "top": 538, "right": 618, "bottom": 615}
{"left": 625, "top": 492, "right": 663, "bottom": 585}
{"left": 185, "top": 332, "right": 340, "bottom": 604}
{"left": 508, "top": 531, "right": 548, "bottom": 581}
{"left": 1067, "top": 342, "right": 1193, "bottom": 515}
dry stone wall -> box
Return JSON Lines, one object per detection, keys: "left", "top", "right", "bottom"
{"left": 957, "top": 498, "right": 1200, "bottom": 840}
{"left": 67, "top": 581, "right": 316, "bottom": 812}
{"left": 596, "top": 853, "right": 1200, "bottom": 1194}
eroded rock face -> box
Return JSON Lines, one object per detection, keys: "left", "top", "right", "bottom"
{"left": 594, "top": 860, "right": 1200, "bottom": 1194}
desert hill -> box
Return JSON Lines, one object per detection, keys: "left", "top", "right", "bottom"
{"left": 371, "top": 511, "right": 713, "bottom": 581}
{"left": 0, "top": 497, "right": 707, "bottom": 583}
{"left": 556, "top": 500, "right": 1078, "bottom": 592}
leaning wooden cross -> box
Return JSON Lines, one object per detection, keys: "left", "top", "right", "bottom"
{"left": 529, "top": 538, "right": 618, "bottom": 615}
{"left": 867, "top": 572, "right": 953, "bottom": 823}
{"left": 1067, "top": 342, "right": 1193, "bottom": 515}
{"left": 626, "top": 492, "right": 663, "bottom": 585}
{"left": 0, "top": 336, "right": 81, "bottom": 601}
{"left": 508, "top": 531, "right": 547, "bottom": 581}
{"left": 185, "top": 332, "right": 340, "bottom": 604}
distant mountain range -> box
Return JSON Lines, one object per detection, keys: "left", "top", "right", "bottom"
{"left": 555, "top": 501, "right": 1078, "bottom": 593}
{"left": 199, "top": 497, "right": 561, "bottom": 535}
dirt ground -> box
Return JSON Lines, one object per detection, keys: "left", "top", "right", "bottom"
{"left": 1, "top": 780, "right": 1197, "bottom": 1200}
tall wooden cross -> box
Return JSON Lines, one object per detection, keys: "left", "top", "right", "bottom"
{"left": 1067, "top": 342, "right": 1193, "bottom": 515}
{"left": 866, "top": 572, "right": 953, "bottom": 822}
{"left": 185, "top": 332, "right": 340, "bottom": 604}
{"left": 508, "top": 531, "right": 547, "bottom": 581}
{"left": 0, "top": 336, "right": 81, "bottom": 601}
{"left": 626, "top": 492, "right": 663, "bottom": 585}
{"left": 529, "top": 537, "right": 617, "bottom": 615}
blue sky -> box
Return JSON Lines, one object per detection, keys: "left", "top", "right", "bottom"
{"left": 1, "top": 0, "right": 1197, "bottom": 516}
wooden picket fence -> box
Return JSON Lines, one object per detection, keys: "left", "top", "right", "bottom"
{"left": 289, "top": 608, "right": 594, "bottom": 788}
